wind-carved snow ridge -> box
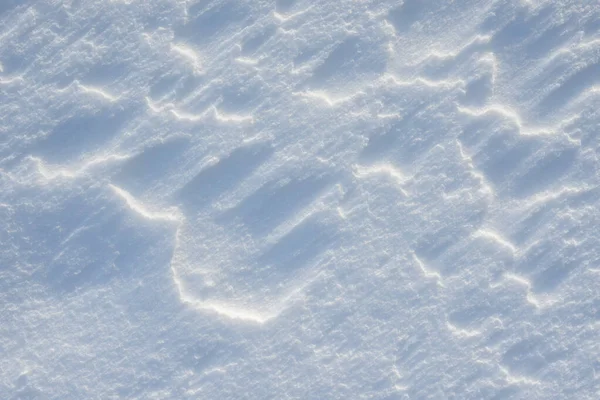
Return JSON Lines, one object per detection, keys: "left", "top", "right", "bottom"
{"left": 145, "top": 97, "right": 255, "bottom": 125}
{"left": 55, "top": 79, "right": 122, "bottom": 102}
{"left": 170, "top": 43, "right": 204, "bottom": 75}
{"left": 2, "top": 0, "right": 600, "bottom": 398}
{"left": 169, "top": 228, "right": 279, "bottom": 324}
{"left": 107, "top": 183, "right": 289, "bottom": 324}
{"left": 109, "top": 185, "right": 181, "bottom": 223}
{"left": 172, "top": 230, "right": 280, "bottom": 324}
{"left": 30, "top": 154, "right": 132, "bottom": 181}
{"left": 352, "top": 163, "right": 409, "bottom": 196}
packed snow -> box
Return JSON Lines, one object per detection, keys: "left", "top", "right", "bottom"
{"left": 1, "top": 0, "right": 600, "bottom": 398}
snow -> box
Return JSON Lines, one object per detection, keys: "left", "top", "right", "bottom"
{"left": 1, "top": 0, "right": 600, "bottom": 398}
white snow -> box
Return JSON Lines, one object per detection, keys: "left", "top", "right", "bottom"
{"left": 1, "top": 0, "right": 600, "bottom": 398}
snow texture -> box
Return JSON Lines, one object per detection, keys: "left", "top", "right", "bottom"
{"left": 1, "top": 0, "right": 600, "bottom": 398}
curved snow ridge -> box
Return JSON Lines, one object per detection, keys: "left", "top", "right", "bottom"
{"left": 105, "top": 184, "right": 275, "bottom": 323}
{"left": 169, "top": 234, "right": 312, "bottom": 324}
{"left": 29, "top": 154, "right": 132, "bottom": 181}
{"left": 170, "top": 43, "right": 204, "bottom": 75}
{"left": 106, "top": 179, "right": 331, "bottom": 324}
{"left": 456, "top": 103, "right": 583, "bottom": 142}
{"left": 108, "top": 184, "right": 181, "bottom": 223}
{"left": 56, "top": 80, "right": 123, "bottom": 103}
{"left": 145, "top": 97, "right": 255, "bottom": 125}
{"left": 107, "top": 183, "right": 277, "bottom": 323}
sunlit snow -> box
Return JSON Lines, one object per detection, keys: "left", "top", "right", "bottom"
{"left": 2, "top": 0, "right": 600, "bottom": 398}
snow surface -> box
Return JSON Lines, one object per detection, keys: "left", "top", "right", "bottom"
{"left": 1, "top": 0, "right": 600, "bottom": 398}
